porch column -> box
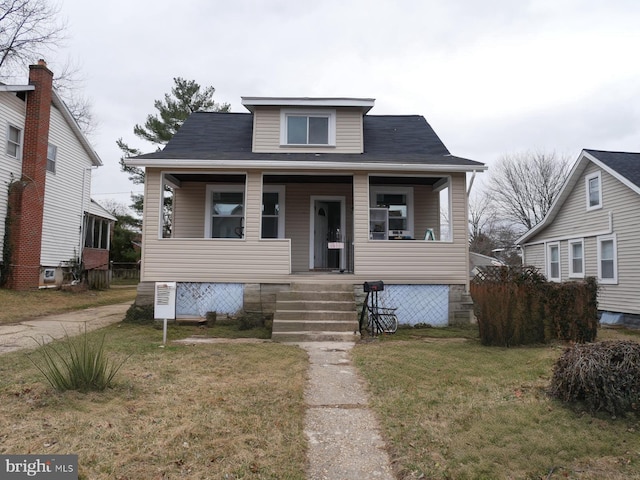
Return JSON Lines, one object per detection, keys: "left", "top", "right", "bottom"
{"left": 244, "top": 171, "right": 262, "bottom": 240}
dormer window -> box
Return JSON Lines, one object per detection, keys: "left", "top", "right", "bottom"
{"left": 280, "top": 110, "right": 335, "bottom": 146}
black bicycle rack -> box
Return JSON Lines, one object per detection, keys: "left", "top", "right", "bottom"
{"left": 359, "top": 281, "right": 397, "bottom": 335}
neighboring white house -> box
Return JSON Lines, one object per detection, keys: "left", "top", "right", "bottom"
{"left": 0, "top": 61, "right": 109, "bottom": 289}
{"left": 517, "top": 149, "right": 640, "bottom": 324}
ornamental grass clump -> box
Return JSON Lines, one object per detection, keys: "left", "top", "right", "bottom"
{"left": 29, "top": 328, "right": 127, "bottom": 392}
{"left": 549, "top": 340, "right": 640, "bottom": 416}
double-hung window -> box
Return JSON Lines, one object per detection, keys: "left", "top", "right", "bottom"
{"left": 205, "top": 185, "right": 245, "bottom": 239}
{"left": 597, "top": 234, "right": 617, "bottom": 284}
{"left": 281, "top": 110, "right": 335, "bottom": 146}
{"left": 6, "top": 125, "right": 22, "bottom": 158}
{"left": 547, "top": 242, "right": 560, "bottom": 282}
{"left": 47, "top": 144, "right": 57, "bottom": 173}
{"left": 568, "top": 239, "right": 584, "bottom": 278}
{"left": 585, "top": 171, "right": 602, "bottom": 210}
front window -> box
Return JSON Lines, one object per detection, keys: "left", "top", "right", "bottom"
{"left": 47, "top": 144, "right": 57, "bottom": 173}
{"left": 586, "top": 171, "right": 602, "bottom": 210}
{"left": 547, "top": 242, "right": 560, "bottom": 282}
{"left": 598, "top": 235, "right": 617, "bottom": 284}
{"left": 6, "top": 125, "right": 22, "bottom": 158}
{"left": 568, "top": 239, "right": 584, "bottom": 278}
{"left": 281, "top": 110, "right": 335, "bottom": 146}
{"left": 369, "top": 186, "right": 414, "bottom": 239}
{"left": 206, "top": 185, "right": 245, "bottom": 239}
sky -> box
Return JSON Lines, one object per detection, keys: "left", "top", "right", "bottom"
{"left": 42, "top": 0, "right": 640, "bottom": 208}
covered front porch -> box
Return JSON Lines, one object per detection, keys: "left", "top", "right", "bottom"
{"left": 142, "top": 168, "right": 463, "bottom": 283}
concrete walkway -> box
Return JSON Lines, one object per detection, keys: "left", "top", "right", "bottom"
{"left": 300, "top": 342, "right": 395, "bottom": 480}
{"left": 0, "top": 302, "right": 132, "bottom": 355}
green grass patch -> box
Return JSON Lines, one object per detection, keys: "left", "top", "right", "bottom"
{"left": 353, "top": 330, "right": 640, "bottom": 479}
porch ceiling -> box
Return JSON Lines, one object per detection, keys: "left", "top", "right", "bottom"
{"left": 166, "top": 173, "right": 442, "bottom": 185}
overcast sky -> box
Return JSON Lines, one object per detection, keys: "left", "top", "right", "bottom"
{"left": 47, "top": 0, "right": 640, "bottom": 207}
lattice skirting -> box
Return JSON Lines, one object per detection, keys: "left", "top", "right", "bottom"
{"left": 375, "top": 285, "right": 449, "bottom": 326}
{"left": 176, "top": 282, "right": 243, "bottom": 317}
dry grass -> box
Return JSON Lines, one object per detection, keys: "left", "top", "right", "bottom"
{"left": 353, "top": 328, "right": 640, "bottom": 479}
{"left": 0, "top": 324, "right": 308, "bottom": 479}
{"left": 0, "top": 286, "right": 137, "bottom": 325}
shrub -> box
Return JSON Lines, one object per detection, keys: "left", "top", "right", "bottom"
{"left": 237, "top": 312, "right": 265, "bottom": 330}
{"left": 549, "top": 340, "right": 640, "bottom": 416}
{"left": 29, "top": 329, "right": 127, "bottom": 392}
{"left": 123, "top": 304, "right": 154, "bottom": 324}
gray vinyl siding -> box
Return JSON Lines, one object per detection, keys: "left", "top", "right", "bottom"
{"left": 143, "top": 169, "right": 470, "bottom": 286}
{"left": 252, "top": 107, "right": 363, "bottom": 153}
{"left": 41, "top": 104, "right": 93, "bottom": 267}
{"left": 0, "top": 92, "right": 27, "bottom": 255}
{"left": 523, "top": 162, "right": 640, "bottom": 315}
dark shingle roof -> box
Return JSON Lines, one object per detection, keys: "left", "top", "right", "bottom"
{"left": 134, "top": 111, "right": 481, "bottom": 167}
{"left": 585, "top": 149, "right": 640, "bottom": 189}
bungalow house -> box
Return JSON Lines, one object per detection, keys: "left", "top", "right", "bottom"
{"left": 0, "top": 60, "right": 113, "bottom": 289}
{"left": 517, "top": 149, "right": 640, "bottom": 325}
{"left": 126, "top": 97, "right": 486, "bottom": 340}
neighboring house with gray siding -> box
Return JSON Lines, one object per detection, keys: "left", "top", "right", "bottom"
{"left": 126, "top": 97, "right": 486, "bottom": 334}
{"left": 517, "top": 149, "right": 640, "bottom": 322}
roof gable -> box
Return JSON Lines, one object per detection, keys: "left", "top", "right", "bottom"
{"left": 517, "top": 149, "right": 640, "bottom": 244}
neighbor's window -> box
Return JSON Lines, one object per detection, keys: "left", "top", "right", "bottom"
{"left": 47, "top": 144, "right": 57, "bottom": 173}
{"left": 597, "top": 234, "right": 617, "bottom": 284}
{"left": 206, "top": 185, "right": 245, "bottom": 239}
{"left": 568, "top": 239, "right": 584, "bottom": 278}
{"left": 547, "top": 242, "right": 560, "bottom": 282}
{"left": 281, "top": 110, "right": 335, "bottom": 146}
{"left": 261, "top": 186, "right": 285, "bottom": 238}
{"left": 585, "top": 171, "right": 602, "bottom": 210}
{"left": 6, "top": 125, "right": 22, "bottom": 158}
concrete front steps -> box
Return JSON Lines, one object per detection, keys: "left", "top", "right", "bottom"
{"left": 271, "top": 283, "right": 360, "bottom": 342}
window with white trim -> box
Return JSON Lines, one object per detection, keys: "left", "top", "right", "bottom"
{"left": 280, "top": 110, "right": 335, "bottom": 146}
{"left": 547, "top": 242, "right": 560, "bottom": 282}
{"left": 585, "top": 171, "right": 602, "bottom": 210}
{"left": 568, "top": 239, "right": 584, "bottom": 278}
{"left": 47, "top": 144, "right": 57, "bottom": 173}
{"left": 6, "top": 125, "right": 22, "bottom": 158}
{"left": 597, "top": 234, "right": 617, "bottom": 284}
{"left": 262, "top": 186, "right": 285, "bottom": 238}
{"left": 205, "top": 185, "right": 245, "bottom": 239}
{"left": 370, "top": 186, "right": 414, "bottom": 239}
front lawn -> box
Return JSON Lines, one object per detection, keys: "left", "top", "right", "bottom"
{"left": 0, "top": 324, "right": 308, "bottom": 479}
{"left": 353, "top": 327, "right": 640, "bottom": 479}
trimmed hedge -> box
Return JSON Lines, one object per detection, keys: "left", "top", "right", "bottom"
{"left": 471, "top": 266, "right": 598, "bottom": 346}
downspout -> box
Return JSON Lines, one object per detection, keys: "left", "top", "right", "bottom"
{"left": 466, "top": 170, "right": 478, "bottom": 196}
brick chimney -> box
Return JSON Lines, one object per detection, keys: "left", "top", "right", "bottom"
{"left": 6, "top": 60, "right": 53, "bottom": 290}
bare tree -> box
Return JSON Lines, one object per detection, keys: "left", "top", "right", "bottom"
{"left": 469, "top": 190, "right": 497, "bottom": 254}
{"left": 0, "top": 0, "right": 66, "bottom": 76}
{"left": 489, "top": 150, "right": 571, "bottom": 232}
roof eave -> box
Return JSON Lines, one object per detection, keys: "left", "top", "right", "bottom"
{"left": 241, "top": 96, "right": 375, "bottom": 114}
{"left": 123, "top": 157, "right": 486, "bottom": 173}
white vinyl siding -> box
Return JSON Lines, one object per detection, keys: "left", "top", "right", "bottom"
{"left": 41, "top": 104, "right": 93, "bottom": 267}
{"left": 0, "top": 92, "right": 27, "bottom": 256}
{"left": 568, "top": 238, "right": 584, "bottom": 278}
{"left": 252, "top": 107, "right": 363, "bottom": 153}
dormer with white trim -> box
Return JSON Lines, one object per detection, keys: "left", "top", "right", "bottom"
{"left": 241, "top": 97, "right": 375, "bottom": 154}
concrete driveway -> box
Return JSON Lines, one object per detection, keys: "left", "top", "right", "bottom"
{"left": 0, "top": 302, "right": 132, "bottom": 355}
